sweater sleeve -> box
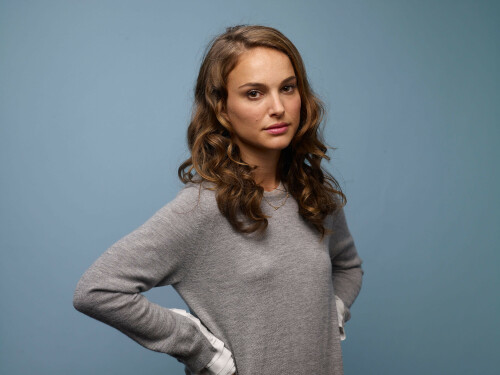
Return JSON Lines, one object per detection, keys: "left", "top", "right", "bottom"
{"left": 328, "top": 208, "right": 363, "bottom": 321}
{"left": 72, "top": 187, "right": 218, "bottom": 373}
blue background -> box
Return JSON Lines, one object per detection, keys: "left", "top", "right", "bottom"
{"left": 1, "top": 1, "right": 499, "bottom": 374}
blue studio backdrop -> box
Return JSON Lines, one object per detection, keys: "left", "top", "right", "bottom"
{"left": 1, "top": 1, "right": 499, "bottom": 374}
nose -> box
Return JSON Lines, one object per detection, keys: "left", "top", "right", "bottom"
{"left": 268, "top": 92, "right": 285, "bottom": 118}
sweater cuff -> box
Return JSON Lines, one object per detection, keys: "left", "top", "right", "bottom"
{"left": 335, "top": 296, "right": 347, "bottom": 341}
{"left": 169, "top": 309, "right": 236, "bottom": 375}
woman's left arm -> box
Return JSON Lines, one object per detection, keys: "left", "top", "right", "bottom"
{"left": 328, "top": 208, "right": 363, "bottom": 327}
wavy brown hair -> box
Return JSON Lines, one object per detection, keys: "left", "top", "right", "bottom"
{"left": 178, "top": 25, "right": 345, "bottom": 236}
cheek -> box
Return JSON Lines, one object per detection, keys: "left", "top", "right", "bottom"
{"left": 229, "top": 102, "right": 264, "bottom": 125}
{"left": 289, "top": 96, "right": 302, "bottom": 119}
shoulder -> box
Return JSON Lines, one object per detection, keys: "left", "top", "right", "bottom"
{"left": 323, "top": 201, "right": 353, "bottom": 244}
{"left": 329, "top": 206, "right": 348, "bottom": 230}
{"left": 158, "top": 182, "right": 220, "bottom": 223}
{"left": 322, "top": 193, "right": 347, "bottom": 230}
{"left": 129, "top": 183, "right": 220, "bottom": 247}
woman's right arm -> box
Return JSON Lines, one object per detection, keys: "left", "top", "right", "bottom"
{"left": 73, "top": 188, "right": 232, "bottom": 374}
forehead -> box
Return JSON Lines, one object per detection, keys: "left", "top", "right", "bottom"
{"left": 227, "top": 47, "right": 295, "bottom": 86}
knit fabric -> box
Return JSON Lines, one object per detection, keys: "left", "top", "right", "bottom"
{"left": 73, "top": 183, "right": 363, "bottom": 374}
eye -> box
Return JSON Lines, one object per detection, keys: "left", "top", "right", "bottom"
{"left": 282, "top": 84, "right": 297, "bottom": 93}
{"left": 247, "top": 90, "right": 261, "bottom": 99}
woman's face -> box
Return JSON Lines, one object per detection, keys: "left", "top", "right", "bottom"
{"left": 223, "top": 47, "right": 301, "bottom": 164}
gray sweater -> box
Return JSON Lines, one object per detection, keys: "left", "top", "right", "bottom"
{"left": 73, "top": 183, "right": 363, "bottom": 374}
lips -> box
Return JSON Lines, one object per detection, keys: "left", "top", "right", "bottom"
{"left": 265, "top": 122, "right": 289, "bottom": 135}
{"left": 266, "top": 122, "right": 288, "bottom": 130}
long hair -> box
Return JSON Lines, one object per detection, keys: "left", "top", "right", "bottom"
{"left": 178, "top": 25, "right": 345, "bottom": 236}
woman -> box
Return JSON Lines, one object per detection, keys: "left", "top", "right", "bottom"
{"left": 74, "top": 25, "right": 363, "bottom": 375}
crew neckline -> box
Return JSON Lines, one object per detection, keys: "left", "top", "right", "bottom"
{"left": 263, "top": 182, "right": 288, "bottom": 198}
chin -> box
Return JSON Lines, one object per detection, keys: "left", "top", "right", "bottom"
{"left": 269, "top": 137, "right": 294, "bottom": 150}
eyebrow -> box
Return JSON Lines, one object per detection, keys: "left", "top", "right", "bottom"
{"left": 238, "top": 75, "right": 297, "bottom": 89}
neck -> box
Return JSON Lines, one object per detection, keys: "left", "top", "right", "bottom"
{"left": 239, "top": 149, "right": 281, "bottom": 192}
{"left": 254, "top": 166, "right": 280, "bottom": 192}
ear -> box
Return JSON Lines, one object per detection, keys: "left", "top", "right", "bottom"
{"left": 216, "top": 101, "right": 232, "bottom": 130}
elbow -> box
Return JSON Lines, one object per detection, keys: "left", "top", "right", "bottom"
{"left": 73, "top": 277, "right": 125, "bottom": 321}
{"left": 73, "top": 278, "right": 102, "bottom": 316}
{"left": 73, "top": 282, "right": 91, "bottom": 314}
